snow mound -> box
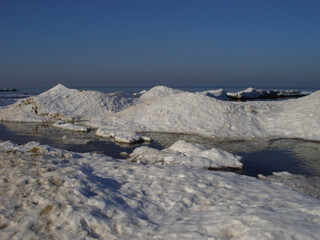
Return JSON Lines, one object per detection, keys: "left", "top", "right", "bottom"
{"left": 1, "top": 85, "right": 320, "bottom": 141}
{"left": 107, "top": 91, "right": 265, "bottom": 139}
{"left": 139, "top": 86, "right": 183, "bottom": 101}
{"left": 0, "top": 84, "right": 137, "bottom": 122}
{"left": 1, "top": 140, "right": 320, "bottom": 239}
{"left": 130, "top": 140, "right": 243, "bottom": 169}
{"left": 200, "top": 88, "right": 227, "bottom": 100}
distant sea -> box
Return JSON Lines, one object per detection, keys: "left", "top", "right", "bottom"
{"left": 1, "top": 86, "right": 319, "bottom": 97}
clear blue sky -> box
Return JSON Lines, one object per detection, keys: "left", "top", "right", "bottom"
{"left": 1, "top": 0, "right": 319, "bottom": 88}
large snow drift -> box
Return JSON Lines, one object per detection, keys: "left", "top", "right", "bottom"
{"left": 0, "top": 84, "right": 320, "bottom": 143}
{"left": 0, "top": 140, "right": 319, "bottom": 240}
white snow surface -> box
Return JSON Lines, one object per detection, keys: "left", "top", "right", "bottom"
{"left": 1, "top": 84, "right": 320, "bottom": 142}
{"left": 130, "top": 140, "right": 243, "bottom": 169}
{"left": 139, "top": 85, "right": 183, "bottom": 101}
{"left": 200, "top": 88, "right": 228, "bottom": 101}
{"left": 259, "top": 172, "right": 320, "bottom": 200}
{"left": 0, "top": 84, "right": 138, "bottom": 122}
{"left": 0, "top": 140, "right": 320, "bottom": 240}
{"left": 228, "top": 87, "right": 261, "bottom": 99}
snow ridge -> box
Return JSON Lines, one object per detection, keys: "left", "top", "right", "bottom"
{"left": 0, "top": 84, "right": 320, "bottom": 143}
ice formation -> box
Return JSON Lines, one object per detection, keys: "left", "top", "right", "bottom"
{"left": 1, "top": 85, "right": 320, "bottom": 239}
{"left": 227, "top": 87, "right": 309, "bottom": 99}
{"left": 0, "top": 141, "right": 319, "bottom": 239}
{"left": 129, "top": 140, "right": 243, "bottom": 169}
{"left": 1, "top": 84, "right": 319, "bottom": 143}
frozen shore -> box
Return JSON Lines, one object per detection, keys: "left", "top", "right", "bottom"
{"left": 227, "top": 87, "right": 310, "bottom": 100}
{"left": 0, "top": 140, "right": 320, "bottom": 240}
{"left": 0, "top": 84, "right": 319, "bottom": 143}
{"left": 0, "top": 85, "right": 320, "bottom": 239}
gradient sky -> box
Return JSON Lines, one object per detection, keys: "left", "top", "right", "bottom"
{"left": 1, "top": 0, "right": 320, "bottom": 89}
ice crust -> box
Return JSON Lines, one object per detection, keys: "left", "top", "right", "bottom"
{"left": 130, "top": 140, "right": 243, "bottom": 169}
{"left": 1, "top": 84, "right": 319, "bottom": 143}
{"left": 0, "top": 140, "right": 320, "bottom": 240}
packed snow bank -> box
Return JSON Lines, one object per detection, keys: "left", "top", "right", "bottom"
{"left": 0, "top": 84, "right": 138, "bottom": 122}
{"left": 259, "top": 172, "right": 320, "bottom": 200}
{"left": 260, "top": 91, "right": 320, "bottom": 140}
{"left": 227, "top": 87, "right": 309, "bottom": 100}
{"left": 0, "top": 140, "right": 320, "bottom": 239}
{"left": 1, "top": 84, "right": 320, "bottom": 142}
{"left": 129, "top": 140, "right": 243, "bottom": 169}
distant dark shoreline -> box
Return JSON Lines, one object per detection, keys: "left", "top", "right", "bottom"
{"left": 0, "top": 88, "right": 17, "bottom": 92}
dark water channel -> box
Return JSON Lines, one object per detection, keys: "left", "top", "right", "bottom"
{"left": 1, "top": 122, "right": 320, "bottom": 178}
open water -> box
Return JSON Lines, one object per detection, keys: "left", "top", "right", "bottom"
{"left": 1, "top": 122, "right": 319, "bottom": 178}
{"left": 1, "top": 86, "right": 320, "bottom": 178}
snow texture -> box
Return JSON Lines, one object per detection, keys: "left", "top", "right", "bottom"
{"left": 0, "top": 140, "right": 320, "bottom": 240}
{"left": 130, "top": 140, "right": 243, "bottom": 169}
{"left": 259, "top": 172, "right": 320, "bottom": 200}
{"left": 200, "top": 88, "right": 228, "bottom": 101}
{"left": 1, "top": 84, "right": 320, "bottom": 143}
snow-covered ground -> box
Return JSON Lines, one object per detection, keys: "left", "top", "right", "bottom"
{"left": 1, "top": 85, "right": 320, "bottom": 239}
{"left": 259, "top": 172, "right": 320, "bottom": 200}
{"left": 0, "top": 140, "right": 320, "bottom": 240}
{"left": 1, "top": 84, "right": 319, "bottom": 143}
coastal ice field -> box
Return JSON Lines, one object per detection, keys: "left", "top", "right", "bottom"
{"left": 0, "top": 85, "right": 320, "bottom": 239}
{"left": 0, "top": 84, "right": 319, "bottom": 143}
{"left": 1, "top": 141, "right": 320, "bottom": 240}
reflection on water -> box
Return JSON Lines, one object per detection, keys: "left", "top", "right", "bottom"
{"left": 0, "top": 122, "right": 162, "bottom": 159}
{"left": 142, "top": 133, "right": 320, "bottom": 177}
{"left": 1, "top": 122, "right": 320, "bottom": 177}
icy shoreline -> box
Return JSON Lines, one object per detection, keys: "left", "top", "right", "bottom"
{"left": 0, "top": 140, "right": 320, "bottom": 239}
{"left": 1, "top": 84, "right": 319, "bottom": 143}
{"left": 0, "top": 85, "right": 320, "bottom": 238}
{"left": 227, "top": 87, "right": 310, "bottom": 100}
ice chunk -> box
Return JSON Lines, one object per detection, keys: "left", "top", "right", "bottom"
{"left": 130, "top": 140, "right": 243, "bottom": 169}
{"left": 227, "top": 87, "right": 260, "bottom": 99}
{"left": 52, "top": 121, "right": 89, "bottom": 132}
{"left": 96, "top": 128, "right": 151, "bottom": 143}
{"left": 200, "top": 88, "right": 227, "bottom": 101}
